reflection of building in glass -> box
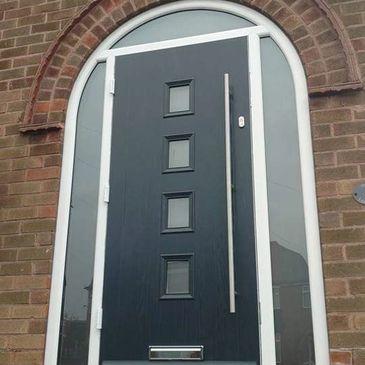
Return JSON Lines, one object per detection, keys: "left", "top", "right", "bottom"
{"left": 271, "top": 241, "right": 315, "bottom": 365}
{"left": 58, "top": 281, "right": 93, "bottom": 365}
{"left": 58, "top": 318, "right": 89, "bottom": 365}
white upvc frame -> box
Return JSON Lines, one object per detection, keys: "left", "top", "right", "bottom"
{"left": 45, "top": 2, "right": 330, "bottom": 365}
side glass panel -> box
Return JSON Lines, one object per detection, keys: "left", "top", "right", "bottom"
{"left": 112, "top": 10, "right": 254, "bottom": 48}
{"left": 57, "top": 63, "right": 106, "bottom": 364}
{"left": 261, "top": 37, "right": 315, "bottom": 365}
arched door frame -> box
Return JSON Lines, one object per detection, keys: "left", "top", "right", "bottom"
{"left": 46, "top": 2, "right": 330, "bottom": 365}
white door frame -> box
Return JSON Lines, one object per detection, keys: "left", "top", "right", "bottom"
{"left": 88, "top": 26, "right": 275, "bottom": 365}
{"left": 45, "top": 2, "right": 330, "bottom": 365}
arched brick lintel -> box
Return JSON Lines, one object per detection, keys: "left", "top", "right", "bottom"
{"left": 20, "top": 0, "right": 363, "bottom": 133}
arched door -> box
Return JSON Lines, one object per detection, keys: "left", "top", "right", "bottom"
{"left": 46, "top": 4, "right": 329, "bottom": 365}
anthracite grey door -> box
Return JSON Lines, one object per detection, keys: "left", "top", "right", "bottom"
{"left": 100, "top": 37, "right": 259, "bottom": 364}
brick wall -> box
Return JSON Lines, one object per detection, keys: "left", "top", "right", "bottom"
{"left": 0, "top": 2, "right": 86, "bottom": 363}
{"left": 0, "top": 0, "right": 364, "bottom": 364}
{"left": 310, "top": 3, "right": 365, "bottom": 364}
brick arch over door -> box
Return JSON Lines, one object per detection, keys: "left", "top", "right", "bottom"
{"left": 20, "top": 0, "right": 363, "bottom": 132}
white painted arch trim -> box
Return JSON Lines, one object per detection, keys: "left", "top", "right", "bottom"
{"left": 45, "top": 1, "right": 330, "bottom": 365}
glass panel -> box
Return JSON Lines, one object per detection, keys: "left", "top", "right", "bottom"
{"left": 169, "top": 139, "right": 190, "bottom": 168}
{"left": 302, "top": 286, "right": 311, "bottom": 308}
{"left": 169, "top": 85, "right": 190, "bottom": 112}
{"left": 275, "top": 334, "right": 282, "bottom": 364}
{"left": 112, "top": 10, "right": 254, "bottom": 48}
{"left": 166, "top": 260, "right": 190, "bottom": 294}
{"left": 167, "top": 197, "right": 190, "bottom": 228}
{"left": 273, "top": 286, "right": 280, "bottom": 309}
{"left": 261, "top": 37, "right": 315, "bottom": 365}
{"left": 57, "top": 63, "right": 106, "bottom": 365}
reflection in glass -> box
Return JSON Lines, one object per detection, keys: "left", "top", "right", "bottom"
{"left": 166, "top": 260, "right": 190, "bottom": 294}
{"left": 167, "top": 197, "right": 190, "bottom": 228}
{"left": 273, "top": 286, "right": 280, "bottom": 309}
{"left": 262, "top": 37, "right": 314, "bottom": 365}
{"left": 149, "top": 346, "right": 203, "bottom": 360}
{"left": 275, "top": 333, "right": 282, "bottom": 364}
{"left": 169, "top": 140, "right": 190, "bottom": 168}
{"left": 57, "top": 63, "right": 106, "bottom": 365}
{"left": 302, "top": 286, "right": 311, "bottom": 309}
{"left": 112, "top": 10, "right": 253, "bottom": 48}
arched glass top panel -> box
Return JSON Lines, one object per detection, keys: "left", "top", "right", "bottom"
{"left": 112, "top": 10, "right": 254, "bottom": 48}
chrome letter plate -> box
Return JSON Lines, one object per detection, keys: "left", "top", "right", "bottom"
{"left": 149, "top": 346, "right": 204, "bottom": 361}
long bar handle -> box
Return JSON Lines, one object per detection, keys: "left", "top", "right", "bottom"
{"left": 224, "top": 73, "right": 236, "bottom": 314}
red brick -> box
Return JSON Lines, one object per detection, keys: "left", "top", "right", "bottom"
{"left": 331, "top": 351, "right": 352, "bottom": 365}
{"left": 13, "top": 350, "right": 43, "bottom": 364}
{"left": 325, "top": 262, "right": 365, "bottom": 278}
{"left": 26, "top": 167, "right": 60, "bottom": 181}
{"left": 23, "top": 192, "right": 58, "bottom": 206}
{"left": 349, "top": 279, "right": 365, "bottom": 295}
{"left": 318, "top": 197, "right": 363, "bottom": 212}
{"left": 312, "top": 109, "right": 353, "bottom": 124}
{"left": 325, "top": 278, "right": 348, "bottom": 296}
{"left": 17, "top": 247, "right": 52, "bottom": 261}
{"left": 343, "top": 212, "right": 365, "bottom": 227}
{"left": 8, "top": 334, "right": 45, "bottom": 349}
{"left": 328, "top": 315, "right": 351, "bottom": 331}
{"left": 338, "top": 150, "right": 365, "bottom": 164}
{"left": 11, "top": 304, "right": 48, "bottom": 319}
{"left": 346, "top": 245, "right": 365, "bottom": 260}
{"left": 319, "top": 212, "right": 340, "bottom": 228}
{"left": 337, "top": 179, "right": 363, "bottom": 195}
{"left": 30, "top": 290, "right": 49, "bottom": 304}
{"left": 322, "top": 245, "right": 344, "bottom": 261}
{"left": 21, "top": 219, "right": 55, "bottom": 233}
{"left": 321, "top": 228, "right": 365, "bottom": 244}
{"left": 313, "top": 136, "right": 356, "bottom": 152}
{"left": 0, "top": 319, "right": 28, "bottom": 334}
{"left": 28, "top": 319, "right": 46, "bottom": 334}
{"left": 0, "top": 291, "right": 29, "bottom": 304}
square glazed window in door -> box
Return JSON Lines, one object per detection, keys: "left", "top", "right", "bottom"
{"left": 164, "top": 79, "right": 195, "bottom": 117}
{"left": 163, "top": 134, "right": 194, "bottom": 173}
{"left": 161, "top": 192, "right": 194, "bottom": 233}
{"left": 160, "top": 254, "right": 194, "bottom": 299}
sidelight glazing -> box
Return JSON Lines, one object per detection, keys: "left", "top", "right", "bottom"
{"left": 261, "top": 37, "right": 315, "bottom": 365}
{"left": 57, "top": 63, "right": 105, "bottom": 364}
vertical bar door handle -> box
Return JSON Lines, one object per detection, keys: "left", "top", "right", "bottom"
{"left": 224, "top": 73, "right": 236, "bottom": 314}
